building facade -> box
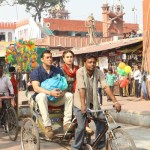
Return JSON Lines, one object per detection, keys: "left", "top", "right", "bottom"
{"left": 0, "top": 22, "right": 16, "bottom": 42}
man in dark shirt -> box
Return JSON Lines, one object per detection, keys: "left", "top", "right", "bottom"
{"left": 30, "top": 50, "right": 73, "bottom": 139}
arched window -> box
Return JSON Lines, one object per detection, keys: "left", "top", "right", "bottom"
{"left": 8, "top": 32, "right": 12, "bottom": 41}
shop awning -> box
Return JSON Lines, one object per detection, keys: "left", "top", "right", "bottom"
{"left": 117, "top": 44, "right": 143, "bottom": 53}
{"left": 52, "top": 37, "right": 143, "bottom": 57}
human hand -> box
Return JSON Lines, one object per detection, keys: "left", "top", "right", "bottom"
{"left": 11, "top": 99, "right": 16, "bottom": 107}
{"left": 49, "top": 89, "right": 63, "bottom": 98}
{"left": 113, "top": 102, "right": 121, "bottom": 112}
{"left": 81, "top": 105, "right": 86, "bottom": 115}
{"left": 59, "top": 91, "right": 65, "bottom": 97}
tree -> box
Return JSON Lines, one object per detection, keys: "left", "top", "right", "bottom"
{"left": 0, "top": 0, "right": 68, "bottom": 21}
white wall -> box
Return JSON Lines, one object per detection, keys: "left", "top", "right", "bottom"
{"left": 0, "top": 29, "right": 15, "bottom": 42}
{"left": 15, "top": 18, "right": 41, "bottom": 41}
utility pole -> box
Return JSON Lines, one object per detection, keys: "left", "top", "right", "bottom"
{"left": 132, "top": 6, "right": 137, "bottom": 24}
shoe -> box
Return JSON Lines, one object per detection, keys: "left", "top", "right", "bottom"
{"left": 86, "top": 126, "right": 94, "bottom": 135}
{"left": 45, "top": 126, "right": 54, "bottom": 139}
{"left": 63, "top": 123, "right": 75, "bottom": 132}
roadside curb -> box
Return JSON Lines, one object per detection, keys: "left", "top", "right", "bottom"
{"left": 110, "top": 109, "right": 150, "bottom": 127}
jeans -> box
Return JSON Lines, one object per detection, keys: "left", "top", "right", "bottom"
{"left": 98, "top": 88, "right": 103, "bottom": 105}
{"left": 72, "top": 107, "right": 106, "bottom": 150}
{"left": 135, "top": 80, "right": 141, "bottom": 97}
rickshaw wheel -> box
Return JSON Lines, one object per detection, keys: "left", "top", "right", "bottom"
{"left": 21, "top": 118, "right": 40, "bottom": 150}
{"left": 5, "top": 107, "right": 19, "bottom": 141}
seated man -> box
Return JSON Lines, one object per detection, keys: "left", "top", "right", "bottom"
{"left": 72, "top": 54, "right": 121, "bottom": 150}
{"left": 0, "top": 65, "right": 15, "bottom": 108}
{"left": 30, "top": 50, "right": 73, "bottom": 139}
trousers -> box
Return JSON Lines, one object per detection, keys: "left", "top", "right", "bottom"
{"left": 35, "top": 92, "right": 73, "bottom": 127}
{"left": 72, "top": 107, "right": 106, "bottom": 150}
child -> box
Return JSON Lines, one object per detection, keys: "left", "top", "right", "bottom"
{"left": 106, "top": 69, "right": 117, "bottom": 101}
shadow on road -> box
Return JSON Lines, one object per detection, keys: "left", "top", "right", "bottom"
{"left": 0, "top": 129, "right": 21, "bottom": 150}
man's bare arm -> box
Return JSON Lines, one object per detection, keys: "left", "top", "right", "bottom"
{"left": 32, "top": 81, "right": 51, "bottom": 95}
{"left": 79, "top": 88, "right": 86, "bottom": 114}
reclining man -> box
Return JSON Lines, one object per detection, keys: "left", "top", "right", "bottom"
{"left": 72, "top": 54, "right": 121, "bottom": 150}
{"left": 30, "top": 50, "right": 74, "bottom": 139}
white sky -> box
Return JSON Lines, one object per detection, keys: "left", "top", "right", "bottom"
{"left": 0, "top": 0, "right": 142, "bottom": 26}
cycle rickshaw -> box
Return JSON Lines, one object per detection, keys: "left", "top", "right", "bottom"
{"left": 20, "top": 94, "right": 136, "bottom": 150}
{"left": 0, "top": 95, "right": 19, "bottom": 141}
{"left": 20, "top": 96, "right": 76, "bottom": 150}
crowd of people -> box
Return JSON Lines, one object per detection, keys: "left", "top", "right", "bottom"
{"left": 103, "top": 64, "right": 149, "bottom": 102}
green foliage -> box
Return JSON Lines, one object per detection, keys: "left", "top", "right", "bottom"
{"left": 0, "top": 0, "right": 68, "bottom": 21}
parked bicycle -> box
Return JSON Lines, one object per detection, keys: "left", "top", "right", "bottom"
{"left": 0, "top": 95, "right": 19, "bottom": 141}
{"left": 84, "top": 108, "right": 137, "bottom": 150}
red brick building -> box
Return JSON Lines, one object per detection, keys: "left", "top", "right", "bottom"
{"left": 43, "top": 18, "right": 138, "bottom": 37}
{"left": 34, "top": 18, "right": 139, "bottom": 49}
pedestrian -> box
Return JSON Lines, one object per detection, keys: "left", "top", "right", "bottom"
{"left": 103, "top": 68, "right": 108, "bottom": 96}
{"left": 128, "top": 67, "right": 134, "bottom": 96}
{"left": 96, "top": 66, "right": 103, "bottom": 105}
{"left": 30, "top": 50, "right": 74, "bottom": 139}
{"left": 133, "top": 65, "right": 141, "bottom": 98}
{"left": 122, "top": 76, "right": 129, "bottom": 97}
{"left": 72, "top": 54, "right": 121, "bottom": 150}
{"left": 22, "top": 73, "right": 27, "bottom": 91}
{"left": 103, "top": 68, "right": 108, "bottom": 78}
{"left": 106, "top": 68, "right": 117, "bottom": 101}
{"left": 16, "top": 66, "right": 23, "bottom": 91}
{"left": 138, "top": 70, "right": 149, "bottom": 100}
{"left": 0, "top": 65, "right": 16, "bottom": 108}
{"left": 8, "top": 66, "right": 18, "bottom": 110}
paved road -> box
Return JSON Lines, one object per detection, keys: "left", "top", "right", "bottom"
{"left": 122, "top": 124, "right": 150, "bottom": 150}
{"left": 0, "top": 123, "right": 150, "bottom": 150}
{"left": 0, "top": 128, "right": 69, "bottom": 150}
{"left": 0, "top": 91, "right": 150, "bottom": 150}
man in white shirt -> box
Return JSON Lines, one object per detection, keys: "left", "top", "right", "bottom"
{"left": 22, "top": 73, "right": 27, "bottom": 91}
{"left": 0, "top": 65, "right": 15, "bottom": 108}
{"left": 133, "top": 65, "right": 141, "bottom": 97}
